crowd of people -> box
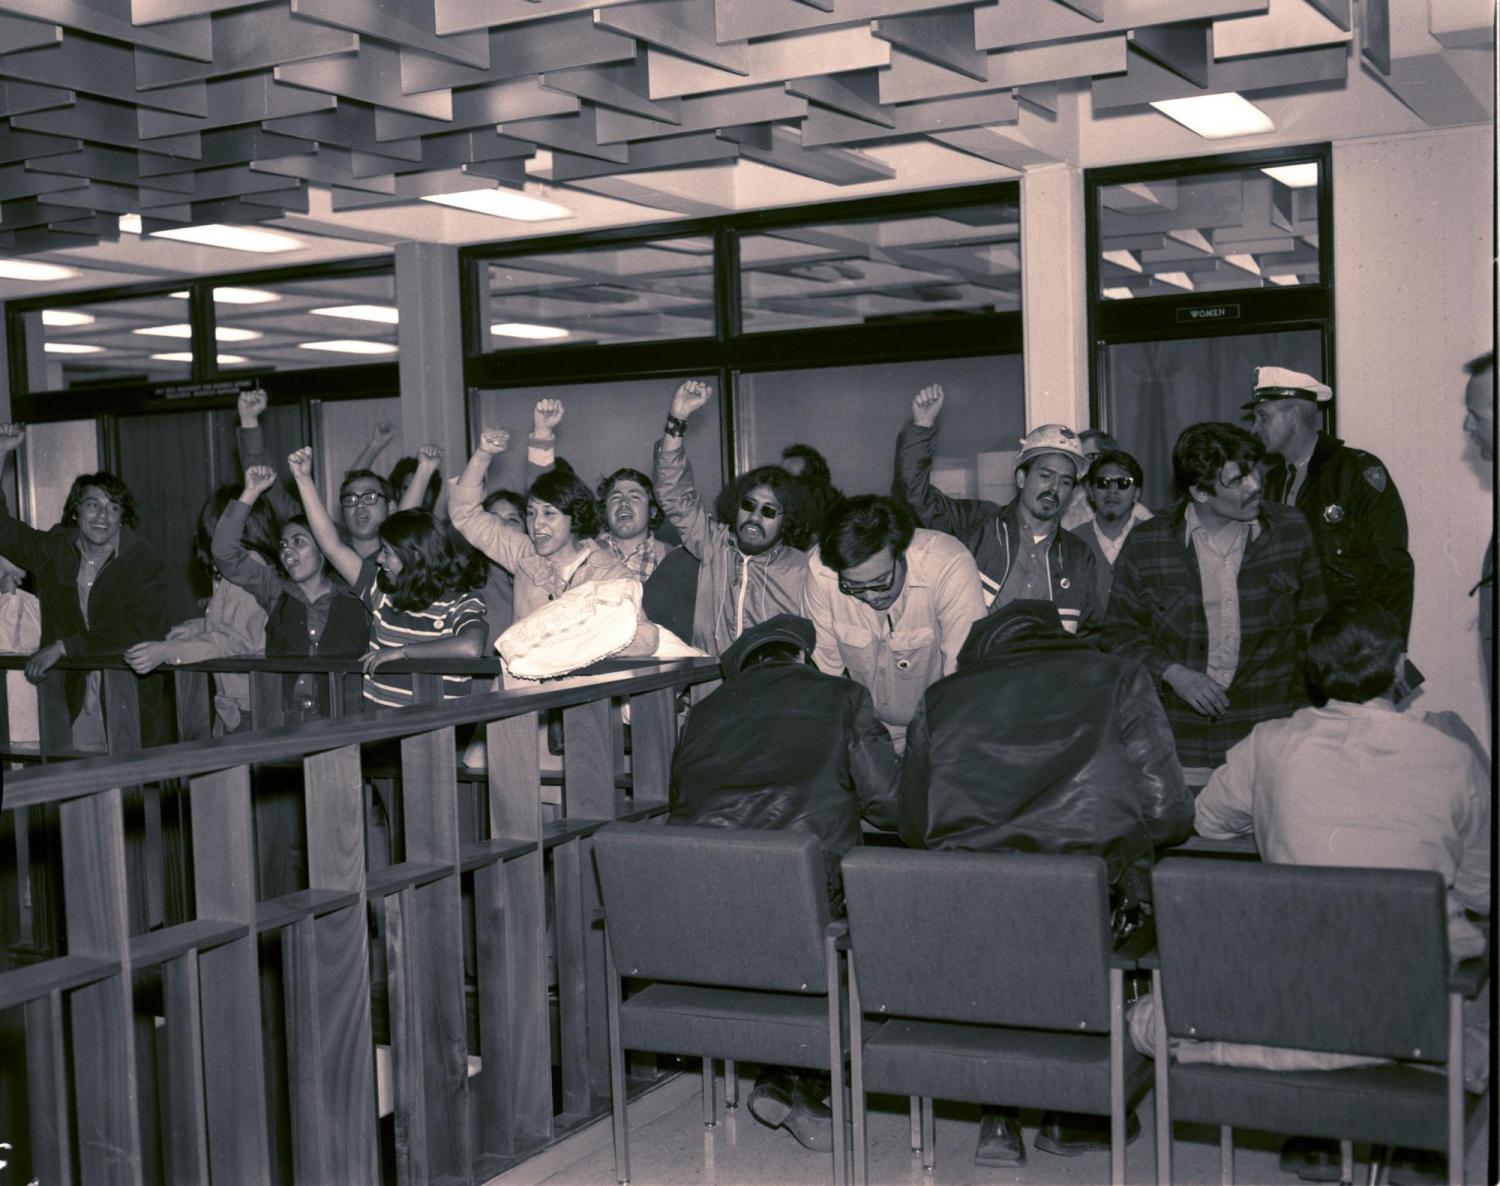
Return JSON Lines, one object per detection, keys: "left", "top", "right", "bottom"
{"left": 0, "top": 355, "right": 1492, "bottom": 1182}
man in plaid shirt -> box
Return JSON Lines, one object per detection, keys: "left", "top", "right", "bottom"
{"left": 1104, "top": 422, "right": 1326, "bottom": 777}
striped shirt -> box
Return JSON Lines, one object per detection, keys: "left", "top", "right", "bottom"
{"left": 356, "top": 559, "right": 487, "bottom": 708}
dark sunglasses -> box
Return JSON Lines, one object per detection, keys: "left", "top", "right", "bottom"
{"left": 839, "top": 562, "right": 901, "bottom": 597}
{"left": 1090, "top": 476, "right": 1136, "bottom": 491}
{"left": 739, "top": 499, "right": 780, "bottom": 520}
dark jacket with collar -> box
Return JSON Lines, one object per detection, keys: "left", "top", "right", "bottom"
{"left": 1263, "top": 432, "right": 1413, "bottom": 642}
{"left": 895, "top": 421, "right": 1095, "bottom": 632}
{"left": 1102, "top": 501, "right": 1327, "bottom": 769}
{"left": 897, "top": 630, "right": 1192, "bottom": 889}
{"left": 0, "top": 514, "right": 169, "bottom": 743}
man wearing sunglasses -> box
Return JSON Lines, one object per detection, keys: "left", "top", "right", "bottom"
{"left": 802, "top": 495, "right": 985, "bottom": 752}
{"left": 896, "top": 384, "right": 1097, "bottom": 634}
{"left": 1068, "top": 449, "right": 1154, "bottom": 617}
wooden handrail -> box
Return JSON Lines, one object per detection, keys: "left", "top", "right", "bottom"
{"left": 5, "top": 657, "right": 721, "bottom": 810}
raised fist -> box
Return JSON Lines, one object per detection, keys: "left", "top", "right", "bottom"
{"left": 533, "top": 398, "right": 564, "bottom": 437}
{"left": 670, "top": 380, "right": 712, "bottom": 420}
{"left": 237, "top": 388, "right": 268, "bottom": 423}
{"left": 243, "top": 465, "right": 277, "bottom": 498}
{"left": 911, "top": 384, "right": 946, "bottom": 429}
{"left": 287, "top": 447, "right": 315, "bottom": 479}
{"left": 0, "top": 423, "right": 24, "bottom": 455}
{"left": 417, "top": 443, "right": 444, "bottom": 468}
{"left": 478, "top": 428, "right": 510, "bottom": 455}
{"left": 372, "top": 420, "right": 395, "bottom": 443}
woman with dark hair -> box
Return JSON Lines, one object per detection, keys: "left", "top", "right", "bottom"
{"left": 124, "top": 483, "right": 277, "bottom": 733}
{"left": 213, "top": 466, "right": 372, "bottom": 722}
{"left": 781, "top": 443, "right": 843, "bottom": 545}
{"left": 288, "top": 449, "right": 487, "bottom": 708}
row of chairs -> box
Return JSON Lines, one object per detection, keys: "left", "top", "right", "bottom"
{"left": 591, "top": 823, "right": 1486, "bottom": 1186}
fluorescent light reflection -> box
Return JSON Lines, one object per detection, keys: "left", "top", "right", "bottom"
{"left": 151, "top": 352, "right": 249, "bottom": 364}
{"left": 133, "top": 324, "right": 262, "bottom": 342}
{"left": 490, "top": 322, "right": 570, "bottom": 341}
{"left": 1261, "top": 163, "right": 1319, "bottom": 188}
{"left": 297, "top": 340, "right": 399, "bottom": 355}
{"left": 311, "top": 305, "right": 400, "bottom": 325}
{"left": 0, "top": 260, "right": 78, "bottom": 281}
{"left": 150, "top": 224, "right": 303, "bottom": 253}
{"left": 1150, "top": 93, "right": 1275, "bottom": 140}
{"left": 213, "top": 287, "right": 280, "bottom": 304}
{"left": 1101, "top": 287, "right": 1135, "bottom": 300}
{"left": 42, "top": 310, "right": 95, "bottom": 327}
{"left": 423, "top": 189, "right": 571, "bottom": 221}
{"left": 44, "top": 342, "right": 103, "bottom": 354}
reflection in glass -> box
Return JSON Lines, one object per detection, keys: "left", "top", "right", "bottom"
{"left": 213, "top": 271, "right": 399, "bottom": 372}
{"left": 738, "top": 202, "right": 1021, "bottom": 334}
{"left": 1097, "top": 161, "right": 1321, "bottom": 301}
{"left": 23, "top": 294, "right": 198, "bottom": 389}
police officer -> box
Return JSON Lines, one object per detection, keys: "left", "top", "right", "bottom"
{"left": 1246, "top": 366, "right": 1415, "bottom": 647}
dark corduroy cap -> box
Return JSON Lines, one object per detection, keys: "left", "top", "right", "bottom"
{"left": 721, "top": 613, "right": 817, "bottom": 675}
{"left": 957, "top": 600, "right": 1065, "bottom": 668}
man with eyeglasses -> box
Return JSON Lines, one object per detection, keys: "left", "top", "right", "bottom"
{"left": 1104, "top": 422, "right": 1326, "bottom": 777}
{"left": 1068, "top": 449, "right": 1154, "bottom": 617}
{"left": 896, "top": 384, "right": 1097, "bottom": 634}
{"left": 0, "top": 424, "right": 169, "bottom": 749}
{"left": 653, "top": 381, "right": 812, "bottom": 657}
{"left": 802, "top": 495, "right": 984, "bottom": 752}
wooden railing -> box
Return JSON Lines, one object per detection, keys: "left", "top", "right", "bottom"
{"left": 0, "top": 653, "right": 722, "bottom": 1186}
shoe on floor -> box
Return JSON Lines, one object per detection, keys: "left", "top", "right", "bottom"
{"left": 747, "top": 1073, "right": 833, "bottom": 1152}
{"left": 1387, "top": 1147, "right": 1446, "bottom": 1186}
{"left": 1279, "top": 1136, "right": 1343, "bottom": 1182}
{"left": 974, "top": 1107, "right": 1025, "bottom": 1167}
{"left": 1033, "top": 1109, "right": 1141, "bottom": 1156}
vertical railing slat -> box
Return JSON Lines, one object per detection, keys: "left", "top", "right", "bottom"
{"left": 24, "top": 990, "right": 74, "bottom": 1186}
{"left": 562, "top": 700, "right": 614, "bottom": 820}
{"left": 159, "top": 952, "right": 210, "bottom": 1186}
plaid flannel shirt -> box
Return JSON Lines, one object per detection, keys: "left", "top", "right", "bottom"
{"left": 1103, "top": 501, "right": 1327, "bottom": 769}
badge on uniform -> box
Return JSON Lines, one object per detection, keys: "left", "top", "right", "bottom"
{"left": 1323, "top": 504, "right": 1344, "bottom": 524}
{"left": 1363, "top": 465, "right": 1387, "bottom": 493}
{"left": 1059, "top": 577, "right": 1070, "bottom": 589}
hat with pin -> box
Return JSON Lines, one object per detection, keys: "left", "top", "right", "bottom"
{"left": 1243, "top": 366, "right": 1333, "bottom": 411}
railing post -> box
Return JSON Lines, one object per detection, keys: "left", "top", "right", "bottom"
{"left": 562, "top": 699, "right": 615, "bottom": 820}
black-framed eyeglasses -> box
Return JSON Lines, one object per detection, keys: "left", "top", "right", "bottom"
{"left": 1090, "top": 476, "right": 1136, "bottom": 491}
{"left": 839, "top": 560, "right": 902, "bottom": 597}
{"left": 739, "top": 499, "right": 780, "bottom": 520}
{"left": 340, "top": 490, "right": 384, "bottom": 508}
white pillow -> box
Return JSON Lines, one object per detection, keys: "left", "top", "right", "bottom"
{"left": 497, "top": 578, "right": 643, "bottom": 680}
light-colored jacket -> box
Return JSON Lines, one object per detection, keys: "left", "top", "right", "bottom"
{"left": 802, "top": 529, "right": 985, "bottom": 749}
{"left": 653, "top": 442, "right": 807, "bottom": 657}
{"left": 157, "top": 575, "right": 268, "bottom": 731}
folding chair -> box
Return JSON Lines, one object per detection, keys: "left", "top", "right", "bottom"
{"left": 1149, "top": 858, "right": 1488, "bottom": 1185}
{"left": 841, "top": 848, "right": 1150, "bottom": 1185}
{"left": 592, "top": 822, "right": 851, "bottom": 1185}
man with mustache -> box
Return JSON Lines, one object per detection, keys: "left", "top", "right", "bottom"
{"left": 1104, "top": 421, "right": 1326, "bottom": 777}
{"left": 895, "top": 384, "right": 1096, "bottom": 634}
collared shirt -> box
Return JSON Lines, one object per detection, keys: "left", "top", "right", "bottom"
{"left": 1185, "top": 504, "right": 1251, "bottom": 689}
{"left": 76, "top": 542, "right": 116, "bottom": 626}
{"left": 1195, "top": 699, "right": 1490, "bottom": 960}
{"left": 1091, "top": 503, "right": 1154, "bottom": 568}
{"left": 803, "top": 528, "right": 985, "bottom": 752}
{"left": 601, "top": 533, "right": 666, "bottom": 582}
{"left": 997, "top": 524, "right": 1054, "bottom": 609}
{"left": 1282, "top": 440, "right": 1316, "bottom": 505}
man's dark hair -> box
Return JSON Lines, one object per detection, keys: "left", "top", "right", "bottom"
{"left": 339, "top": 468, "right": 395, "bottom": 504}
{"left": 781, "top": 443, "right": 833, "bottom": 488}
{"left": 62, "top": 472, "right": 139, "bottom": 530}
{"left": 740, "top": 639, "right": 809, "bottom": 669}
{"left": 1465, "top": 351, "right": 1495, "bottom": 376}
{"left": 482, "top": 488, "right": 527, "bottom": 520}
{"left": 1172, "top": 422, "right": 1264, "bottom": 499}
{"left": 1307, "top": 600, "right": 1402, "bottom": 703}
{"left": 713, "top": 465, "right": 815, "bottom": 550}
{"left": 1086, "top": 449, "right": 1145, "bottom": 489}
{"left": 820, "top": 495, "right": 916, "bottom": 572}
{"left": 597, "top": 467, "right": 664, "bottom": 531}
{"left": 196, "top": 482, "right": 278, "bottom": 577}
{"left": 1079, "top": 429, "right": 1119, "bottom": 452}
{"left": 528, "top": 468, "right": 602, "bottom": 540}
{"left": 389, "top": 456, "right": 442, "bottom": 510}
{"left": 376, "top": 509, "right": 483, "bottom": 612}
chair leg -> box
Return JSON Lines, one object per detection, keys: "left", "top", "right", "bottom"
{"left": 605, "top": 946, "right": 630, "bottom": 1184}
{"left": 909, "top": 1096, "right": 921, "bottom": 1151}
{"left": 1219, "top": 1126, "right": 1233, "bottom": 1186}
{"left": 1110, "top": 967, "right": 1126, "bottom": 1186}
{"left": 1152, "top": 970, "right": 1171, "bottom": 1186}
{"left": 724, "top": 1058, "right": 737, "bottom": 1109}
{"left": 849, "top": 958, "right": 867, "bottom": 1186}
{"left": 919, "top": 1097, "right": 935, "bottom": 1172}
{"left": 701, "top": 1059, "right": 716, "bottom": 1127}
{"left": 1449, "top": 992, "right": 1465, "bottom": 1186}
{"left": 1366, "top": 1145, "right": 1387, "bottom": 1186}
{"left": 826, "top": 930, "right": 848, "bottom": 1186}
{"left": 1339, "top": 1139, "right": 1354, "bottom": 1185}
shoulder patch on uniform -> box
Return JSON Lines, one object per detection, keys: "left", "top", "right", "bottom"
{"left": 1363, "top": 465, "right": 1387, "bottom": 493}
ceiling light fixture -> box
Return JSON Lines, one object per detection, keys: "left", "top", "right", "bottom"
{"left": 42, "top": 310, "right": 96, "bottom": 327}
{"left": 0, "top": 259, "right": 79, "bottom": 282}
{"left": 310, "top": 304, "right": 400, "bottom": 325}
{"left": 118, "top": 214, "right": 142, "bottom": 235}
{"left": 1155, "top": 271, "right": 1195, "bottom": 291}
{"left": 1268, "top": 274, "right": 1301, "bottom": 286}
{"left": 150, "top": 223, "right": 304, "bottom": 253}
{"left": 1101, "top": 287, "right": 1135, "bottom": 300}
{"left": 1261, "top": 162, "right": 1319, "bottom": 188}
{"left": 1149, "top": 93, "right": 1275, "bottom": 140}
{"left": 296, "top": 340, "right": 400, "bottom": 355}
{"left": 1101, "top": 249, "right": 1142, "bottom": 274}
{"left": 151, "top": 352, "right": 250, "bottom": 364}
{"left": 490, "top": 322, "right": 570, "bottom": 341}
{"left": 423, "top": 189, "right": 572, "bottom": 222}
{"left": 44, "top": 342, "right": 103, "bottom": 354}
{"left": 213, "top": 287, "right": 281, "bottom": 304}
{"left": 132, "top": 324, "right": 262, "bottom": 341}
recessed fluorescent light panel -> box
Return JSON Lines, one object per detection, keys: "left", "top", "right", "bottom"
{"left": 490, "top": 322, "right": 570, "bottom": 341}
{"left": 0, "top": 259, "right": 78, "bottom": 281}
{"left": 44, "top": 342, "right": 103, "bottom": 354}
{"left": 118, "top": 214, "right": 143, "bottom": 235}
{"left": 42, "top": 310, "right": 95, "bottom": 327}
{"left": 423, "top": 189, "right": 571, "bottom": 222}
{"left": 151, "top": 352, "right": 249, "bottom": 364}
{"left": 150, "top": 224, "right": 303, "bottom": 253}
{"left": 311, "top": 305, "right": 400, "bottom": 325}
{"left": 1261, "top": 162, "right": 1319, "bottom": 188}
{"left": 1150, "top": 93, "right": 1275, "bottom": 140}
{"left": 297, "top": 340, "right": 399, "bottom": 355}
{"left": 132, "top": 324, "right": 262, "bottom": 342}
